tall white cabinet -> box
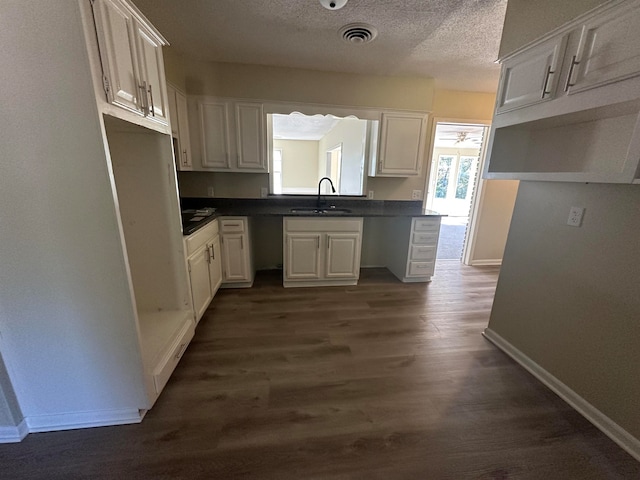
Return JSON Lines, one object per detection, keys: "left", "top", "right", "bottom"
{"left": 0, "top": 0, "right": 193, "bottom": 441}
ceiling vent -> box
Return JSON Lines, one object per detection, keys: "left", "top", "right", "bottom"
{"left": 339, "top": 23, "right": 378, "bottom": 44}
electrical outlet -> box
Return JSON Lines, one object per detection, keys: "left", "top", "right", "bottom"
{"left": 411, "top": 190, "right": 422, "bottom": 200}
{"left": 207, "top": 186, "right": 215, "bottom": 197}
{"left": 368, "top": 190, "right": 374, "bottom": 199}
{"left": 261, "top": 187, "right": 268, "bottom": 198}
{"left": 567, "top": 206, "right": 585, "bottom": 227}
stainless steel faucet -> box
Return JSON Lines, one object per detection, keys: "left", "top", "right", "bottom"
{"left": 317, "top": 177, "right": 336, "bottom": 208}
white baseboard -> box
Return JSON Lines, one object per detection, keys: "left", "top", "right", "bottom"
{"left": 0, "top": 419, "right": 28, "bottom": 443}
{"left": 483, "top": 328, "right": 640, "bottom": 462}
{"left": 469, "top": 258, "right": 502, "bottom": 266}
{"left": 25, "top": 408, "right": 143, "bottom": 434}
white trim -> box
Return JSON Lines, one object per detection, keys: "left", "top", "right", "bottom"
{"left": 0, "top": 419, "right": 28, "bottom": 443}
{"left": 483, "top": 328, "right": 640, "bottom": 462}
{"left": 469, "top": 258, "right": 502, "bottom": 266}
{"left": 25, "top": 408, "right": 142, "bottom": 433}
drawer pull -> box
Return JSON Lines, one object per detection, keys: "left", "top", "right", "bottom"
{"left": 175, "top": 342, "right": 188, "bottom": 360}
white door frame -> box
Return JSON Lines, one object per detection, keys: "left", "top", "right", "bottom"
{"left": 424, "top": 117, "right": 492, "bottom": 265}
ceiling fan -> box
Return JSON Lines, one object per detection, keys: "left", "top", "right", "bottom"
{"left": 437, "top": 129, "right": 483, "bottom": 145}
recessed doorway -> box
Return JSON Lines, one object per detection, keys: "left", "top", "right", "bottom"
{"left": 426, "top": 122, "right": 489, "bottom": 261}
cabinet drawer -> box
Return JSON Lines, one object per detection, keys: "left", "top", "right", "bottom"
{"left": 185, "top": 219, "right": 218, "bottom": 256}
{"left": 152, "top": 320, "right": 194, "bottom": 395}
{"left": 407, "top": 261, "right": 435, "bottom": 277}
{"left": 412, "top": 232, "right": 439, "bottom": 245}
{"left": 413, "top": 218, "right": 440, "bottom": 232}
{"left": 410, "top": 245, "right": 436, "bottom": 261}
{"left": 220, "top": 217, "right": 246, "bottom": 233}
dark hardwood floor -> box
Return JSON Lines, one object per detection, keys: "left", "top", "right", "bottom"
{"left": 1, "top": 262, "right": 638, "bottom": 479}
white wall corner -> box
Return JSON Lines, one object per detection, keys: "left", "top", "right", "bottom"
{"left": 482, "top": 328, "right": 640, "bottom": 463}
{"left": 0, "top": 419, "right": 28, "bottom": 443}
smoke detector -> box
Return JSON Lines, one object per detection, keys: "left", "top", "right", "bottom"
{"left": 339, "top": 23, "right": 378, "bottom": 44}
{"left": 320, "top": 0, "right": 348, "bottom": 10}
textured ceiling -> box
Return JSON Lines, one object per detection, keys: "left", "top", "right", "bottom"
{"left": 134, "top": 0, "right": 508, "bottom": 92}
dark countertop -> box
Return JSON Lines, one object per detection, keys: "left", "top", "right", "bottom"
{"left": 180, "top": 197, "right": 444, "bottom": 236}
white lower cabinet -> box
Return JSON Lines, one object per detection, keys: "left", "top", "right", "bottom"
{"left": 220, "top": 217, "right": 254, "bottom": 287}
{"left": 384, "top": 216, "right": 441, "bottom": 282}
{"left": 185, "top": 220, "right": 222, "bottom": 323}
{"left": 283, "top": 217, "right": 363, "bottom": 287}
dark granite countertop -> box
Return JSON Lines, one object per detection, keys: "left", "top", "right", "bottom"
{"left": 180, "top": 197, "right": 444, "bottom": 236}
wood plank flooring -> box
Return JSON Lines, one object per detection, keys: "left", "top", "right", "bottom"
{"left": 1, "top": 262, "right": 638, "bottom": 479}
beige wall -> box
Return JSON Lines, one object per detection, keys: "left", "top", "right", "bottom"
{"left": 274, "top": 140, "right": 319, "bottom": 191}
{"left": 488, "top": 0, "right": 640, "bottom": 444}
{"left": 498, "top": 0, "right": 606, "bottom": 58}
{"left": 487, "top": 182, "right": 640, "bottom": 438}
{"left": 318, "top": 118, "right": 367, "bottom": 195}
{"left": 177, "top": 171, "right": 268, "bottom": 198}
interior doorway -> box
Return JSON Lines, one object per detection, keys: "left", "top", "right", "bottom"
{"left": 426, "top": 122, "right": 489, "bottom": 261}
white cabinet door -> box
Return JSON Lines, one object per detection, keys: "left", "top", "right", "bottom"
{"left": 567, "top": 4, "right": 640, "bottom": 95}
{"left": 200, "top": 101, "right": 231, "bottom": 169}
{"left": 134, "top": 21, "right": 168, "bottom": 125}
{"left": 285, "top": 233, "right": 322, "bottom": 280}
{"left": 496, "top": 34, "right": 567, "bottom": 113}
{"left": 377, "top": 112, "right": 427, "bottom": 176}
{"left": 92, "top": 0, "right": 141, "bottom": 113}
{"left": 188, "top": 244, "right": 213, "bottom": 322}
{"left": 208, "top": 236, "right": 222, "bottom": 295}
{"left": 222, "top": 233, "right": 250, "bottom": 282}
{"left": 175, "top": 90, "right": 192, "bottom": 169}
{"left": 167, "top": 84, "right": 179, "bottom": 136}
{"left": 325, "top": 233, "right": 360, "bottom": 279}
{"left": 235, "top": 102, "right": 266, "bottom": 171}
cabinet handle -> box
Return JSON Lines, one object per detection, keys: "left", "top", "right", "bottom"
{"left": 138, "top": 81, "right": 148, "bottom": 115}
{"left": 327, "top": 235, "right": 330, "bottom": 249}
{"left": 205, "top": 246, "right": 211, "bottom": 263}
{"left": 147, "top": 84, "right": 155, "bottom": 117}
{"left": 183, "top": 149, "right": 188, "bottom": 166}
{"left": 209, "top": 244, "right": 215, "bottom": 260}
{"left": 564, "top": 55, "right": 580, "bottom": 92}
{"left": 541, "top": 65, "right": 554, "bottom": 98}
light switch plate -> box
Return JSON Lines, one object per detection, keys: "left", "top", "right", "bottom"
{"left": 567, "top": 206, "right": 585, "bottom": 227}
{"left": 368, "top": 190, "right": 374, "bottom": 199}
{"left": 412, "top": 190, "right": 422, "bottom": 200}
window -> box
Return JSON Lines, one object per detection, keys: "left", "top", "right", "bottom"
{"left": 435, "top": 155, "right": 454, "bottom": 199}
{"left": 272, "top": 148, "right": 283, "bottom": 194}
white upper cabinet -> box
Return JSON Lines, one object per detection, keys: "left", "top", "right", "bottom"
{"left": 485, "top": 0, "right": 640, "bottom": 184}
{"left": 235, "top": 102, "right": 266, "bottom": 170}
{"left": 167, "top": 84, "right": 192, "bottom": 170}
{"left": 375, "top": 112, "right": 428, "bottom": 176}
{"left": 92, "top": 0, "right": 169, "bottom": 127}
{"left": 134, "top": 21, "right": 168, "bottom": 125}
{"left": 199, "top": 101, "right": 232, "bottom": 169}
{"left": 496, "top": 34, "right": 568, "bottom": 113}
{"left": 566, "top": 2, "right": 640, "bottom": 95}
{"left": 91, "top": 0, "right": 140, "bottom": 113}
{"left": 193, "top": 98, "right": 267, "bottom": 172}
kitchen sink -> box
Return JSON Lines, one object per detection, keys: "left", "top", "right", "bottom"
{"left": 289, "top": 207, "right": 352, "bottom": 215}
